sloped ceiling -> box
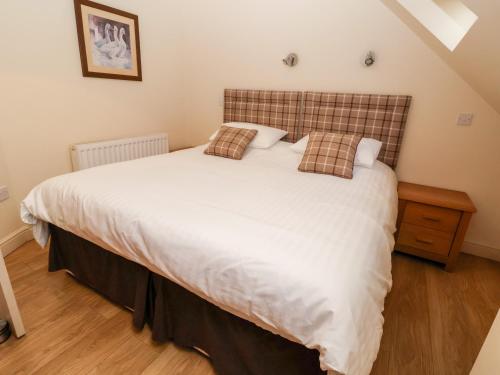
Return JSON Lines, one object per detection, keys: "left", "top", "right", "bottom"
{"left": 381, "top": 0, "right": 500, "bottom": 114}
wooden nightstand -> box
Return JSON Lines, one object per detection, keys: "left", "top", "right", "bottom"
{"left": 395, "top": 182, "right": 476, "bottom": 271}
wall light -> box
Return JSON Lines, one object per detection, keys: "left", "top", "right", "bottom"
{"left": 283, "top": 53, "right": 298, "bottom": 67}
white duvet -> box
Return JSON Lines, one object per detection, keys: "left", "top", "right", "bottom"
{"left": 21, "top": 142, "right": 398, "bottom": 375}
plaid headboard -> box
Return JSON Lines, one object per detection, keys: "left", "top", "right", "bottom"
{"left": 223, "top": 89, "right": 412, "bottom": 168}
{"left": 302, "top": 92, "right": 412, "bottom": 168}
{"left": 224, "top": 89, "right": 302, "bottom": 142}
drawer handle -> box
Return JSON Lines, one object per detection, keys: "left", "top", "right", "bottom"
{"left": 416, "top": 237, "right": 434, "bottom": 245}
{"left": 422, "top": 216, "right": 441, "bottom": 223}
{"left": 415, "top": 237, "right": 434, "bottom": 245}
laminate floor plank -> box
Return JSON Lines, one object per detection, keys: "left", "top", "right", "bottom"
{"left": 34, "top": 313, "right": 138, "bottom": 375}
{"left": 0, "top": 306, "right": 105, "bottom": 374}
{"left": 88, "top": 334, "right": 160, "bottom": 375}
{"left": 1, "top": 242, "right": 499, "bottom": 375}
{"left": 371, "top": 252, "right": 500, "bottom": 375}
{"left": 373, "top": 253, "right": 434, "bottom": 375}
{"left": 141, "top": 344, "right": 216, "bottom": 375}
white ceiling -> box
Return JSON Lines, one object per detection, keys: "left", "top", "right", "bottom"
{"left": 381, "top": 0, "right": 500, "bottom": 114}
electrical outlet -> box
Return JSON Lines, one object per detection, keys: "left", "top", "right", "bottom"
{"left": 457, "top": 113, "right": 474, "bottom": 126}
{"left": 0, "top": 185, "right": 9, "bottom": 202}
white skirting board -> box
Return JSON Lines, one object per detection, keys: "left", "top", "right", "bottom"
{"left": 1, "top": 226, "right": 34, "bottom": 258}
{"left": 462, "top": 241, "right": 500, "bottom": 263}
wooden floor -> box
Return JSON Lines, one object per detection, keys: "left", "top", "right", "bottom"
{"left": 1, "top": 241, "right": 499, "bottom": 375}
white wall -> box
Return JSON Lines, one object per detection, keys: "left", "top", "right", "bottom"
{"left": 0, "top": 0, "right": 187, "bottom": 239}
{"left": 0, "top": 145, "right": 18, "bottom": 237}
{"left": 179, "top": 0, "right": 500, "bottom": 251}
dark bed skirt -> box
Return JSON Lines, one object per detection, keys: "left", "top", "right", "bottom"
{"left": 49, "top": 225, "right": 326, "bottom": 375}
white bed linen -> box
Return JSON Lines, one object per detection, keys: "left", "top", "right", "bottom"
{"left": 21, "top": 142, "right": 398, "bottom": 375}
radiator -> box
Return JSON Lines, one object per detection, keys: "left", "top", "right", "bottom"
{"left": 71, "top": 133, "right": 169, "bottom": 171}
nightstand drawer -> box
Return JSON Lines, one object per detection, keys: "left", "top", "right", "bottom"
{"left": 398, "top": 223, "right": 454, "bottom": 256}
{"left": 403, "top": 202, "right": 460, "bottom": 233}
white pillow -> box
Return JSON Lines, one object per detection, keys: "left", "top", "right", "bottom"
{"left": 290, "top": 135, "right": 383, "bottom": 168}
{"left": 355, "top": 138, "right": 383, "bottom": 168}
{"left": 290, "top": 135, "right": 309, "bottom": 153}
{"left": 209, "top": 122, "right": 287, "bottom": 149}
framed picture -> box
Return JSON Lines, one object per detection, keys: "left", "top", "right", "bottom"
{"left": 74, "top": 0, "right": 142, "bottom": 81}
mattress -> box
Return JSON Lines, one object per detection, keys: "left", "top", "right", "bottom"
{"left": 21, "top": 141, "right": 398, "bottom": 375}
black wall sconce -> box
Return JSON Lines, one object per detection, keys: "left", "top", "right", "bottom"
{"left": 364, "top": 51, "right": 376, "bottom": 67}
{"left": 283, "top": 53, "right": 298, "bottom": 67}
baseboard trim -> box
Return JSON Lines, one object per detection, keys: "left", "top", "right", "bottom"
{"left": 462, "top": 241, "right": 500, "bottom": 263}
{"left": 0, "top": 226, "right": 33, "bottom": 258}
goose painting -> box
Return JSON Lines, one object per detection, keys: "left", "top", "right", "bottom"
{"left": 74, "top": 0, "right": 142, "bottom": 81}
{"left": 89, "top": 16, "right": 132, "bottom": 70}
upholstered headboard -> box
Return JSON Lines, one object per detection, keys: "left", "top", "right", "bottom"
{"left": 224, "top": 89, "right": 412, "bottom": 168}
{"left": 302, "top": 92, "right": 412, "bottom": 168}
{"left": 224, "top": 89, "right": 302, "bottom": 142}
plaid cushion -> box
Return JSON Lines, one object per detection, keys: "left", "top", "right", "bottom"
{"left": 204, "top": 125, "right": 257, "bottom": 160}
{"left": 298, "top": 132, "right": 362, "bottom": 179}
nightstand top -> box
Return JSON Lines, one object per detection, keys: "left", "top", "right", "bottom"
{"left": 398, "top": 182, "right": 476, "bottom": 213}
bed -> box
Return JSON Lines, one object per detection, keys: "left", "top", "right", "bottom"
{"left": 21, "top": 89, "right": 412, "bottom": 375}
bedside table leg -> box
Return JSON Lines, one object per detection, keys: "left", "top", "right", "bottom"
{"left": 445, "top": 212, "right": 472, "bottom": 272}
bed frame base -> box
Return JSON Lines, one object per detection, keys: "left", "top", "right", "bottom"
{"left": 49, "top": 225, "right": 325, "bottom": 375}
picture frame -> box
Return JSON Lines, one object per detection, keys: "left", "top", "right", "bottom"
{"left": 74, "top": 0, "right": 142, "bottom": 81}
